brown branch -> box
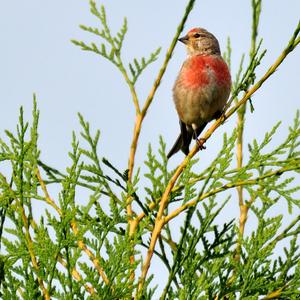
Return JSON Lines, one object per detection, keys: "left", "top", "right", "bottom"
{"left": 165, "top": 165, "right": 299, "bottom": 223}
{"left": 235, "top": 187, "right": 259, "bottom": 262}
{"left": 36, "top": 168, "right": 62, "bottom": 215}
{"left": 236, "top": 106, "right": 247, "bottom": 261}
{"left": 136, "top": 154, "right": 192, "bottom": 293}
{"left": 133, "top": 0, "right": 197, "bottom": 296}
{"left": 70, "top": 221, "right": 110, "bottom": 285}
{"left": 236, "top": 0, "right": 261, "bottom": 261}
{"left": 128, "top": 113, "right": 143, "bottom": 181}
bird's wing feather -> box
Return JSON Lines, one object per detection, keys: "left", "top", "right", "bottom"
{"left": 167, "top": 120, "right": 193, "bottom": 159}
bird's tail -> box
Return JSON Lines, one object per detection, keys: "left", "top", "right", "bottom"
{"left": 167, "top": 121, "right": 208, "bottom": 159}
{"left": 167, "top": 132, "right": 192, "bottom": 159}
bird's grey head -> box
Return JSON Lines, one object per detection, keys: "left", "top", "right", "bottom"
{"left": 178, "top": 28, "right": 221, "bottom": 56}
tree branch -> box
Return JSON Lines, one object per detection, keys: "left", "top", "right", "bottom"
{"left": 135, "top": 21, "right": 300, "bottom": 293}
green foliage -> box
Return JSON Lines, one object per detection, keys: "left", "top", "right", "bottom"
{"left": 1, "top": 1, "right": 300, "bottom": 299}
{"left": 0, "top": 100, "right": 141, "bottom": 299}
{"left": 1, "top": 99, "right": 298, "bottom": 298}
{"left": 71, "top": 0, "right": 161, "bottom": 87}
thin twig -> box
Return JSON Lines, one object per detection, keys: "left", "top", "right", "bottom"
{"left": 164, "top": 165, "right": 299, "bottom": 223}
{"left": 236, "top": 0, "right": 261, "bottom": 261}
{"left": 117, "top": 59, "right": 141, "bottom": 115}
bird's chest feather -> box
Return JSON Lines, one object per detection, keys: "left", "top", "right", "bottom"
{"left": 173, "top": 55, "right": 231, "bottom": 125}
{"left": 180, "top": 55, "right": 231, "bottom": 90}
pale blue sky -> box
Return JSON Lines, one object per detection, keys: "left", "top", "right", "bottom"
{"left": 1, "top": 1, "right": 299, "bottom": 169}
{"left": 1, "top": 0, "right": 300, "bottom": 296}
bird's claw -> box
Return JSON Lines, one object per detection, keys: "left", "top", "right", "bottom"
{"left": 196, "top": 138, "right": 206, "bottom": 150}
{"left": 214, "top": 109, "right": 226, "bottom": 121}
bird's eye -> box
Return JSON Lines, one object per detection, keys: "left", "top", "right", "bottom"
{"left": 194, "top": 33, "right": 201, "bottom": 38}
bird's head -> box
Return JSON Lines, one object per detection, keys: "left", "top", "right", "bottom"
{"left": 179, "top": 28, "right": 221, "bottom": 56}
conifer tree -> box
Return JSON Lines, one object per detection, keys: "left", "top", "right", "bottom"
{"left": 0, "top": 1, "right": 300, "bottom": 299}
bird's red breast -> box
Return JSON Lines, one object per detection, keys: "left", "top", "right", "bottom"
{"left": 181, "top": 55, "right": 231, "bottom": 90}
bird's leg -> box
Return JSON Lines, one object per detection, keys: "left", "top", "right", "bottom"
{"left": 215, "top": 109, "right": 226, "bottom": 123}
{"left": 192, "top": 124, "right": 206, "bottom": 150}
{"left": 196, "top": 136, "right": 206, "bottom": 150}
{"left": 214, "top": 110, "right": 223, "bottom": 119}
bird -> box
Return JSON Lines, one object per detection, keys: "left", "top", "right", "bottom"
{"left": 167, "top": 28, "right": 231, "bottom": 159}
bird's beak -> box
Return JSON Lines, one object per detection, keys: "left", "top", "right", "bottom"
{"left": 178, "top": 35, "right": 189, "bottom": 44}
